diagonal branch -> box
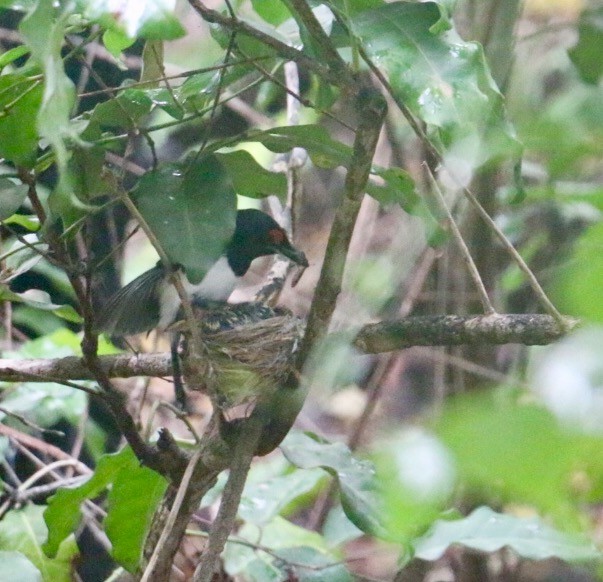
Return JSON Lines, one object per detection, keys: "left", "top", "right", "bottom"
{"left": 186, "top": 0, "right": 345, "bottom": 85}
{"left": 296, "top": 87, "right": 388, "bottom": 368}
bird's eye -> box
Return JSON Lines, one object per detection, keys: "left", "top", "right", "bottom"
{"left": 268, "top": 228, "right": 286, "bottom": 245}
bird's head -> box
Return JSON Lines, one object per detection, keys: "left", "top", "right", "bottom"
{"left": 227, "top": 209, "right": 308, "bottom": 276}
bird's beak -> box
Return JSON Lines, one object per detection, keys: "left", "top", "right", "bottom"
{"left": 278, "top": 242, "right": 309, "bottom": 268}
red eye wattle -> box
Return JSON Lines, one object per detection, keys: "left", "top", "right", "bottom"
{"left": 268, "top": 228, "right": 286, "bottom": 245}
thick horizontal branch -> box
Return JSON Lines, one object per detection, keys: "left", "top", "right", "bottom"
{"left": 354, "top": 314, "right": 578, "bottom": 354}
{"left": 0, "top": 352, "right": 172, "bottom": 382}
{"left": 0, "top": 315, "right": 577, "bottom": 383}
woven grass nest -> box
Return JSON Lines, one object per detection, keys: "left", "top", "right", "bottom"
{"left": 176, "top": 303, "right": 305, "bottom": 409}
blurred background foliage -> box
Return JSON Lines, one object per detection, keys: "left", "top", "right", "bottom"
{"left": 1, "top": 0, "right": 603, "bottom": 580}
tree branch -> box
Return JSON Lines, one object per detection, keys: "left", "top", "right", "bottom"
{"left": 186, "top": 0, "right": 345, "bottom": 86}
{"left": 0, "top": 315, "right": 576, "bottom": 383}
{"left": 296, "top": 87, "right": 388, "bottom": 367}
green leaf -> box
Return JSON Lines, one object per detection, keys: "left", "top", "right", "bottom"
{"left": 44, "top": 446, "right": 166, "bottom": 569}
{"left": 239, "top": 468, "right": 325, "bottom": 526}
{"left": 215, "top": 150, "right": 287, "bottom": 199}
{"left": 414, "top": 506, "right": 601, "bottom": 563}
{"left": 0, "top": 505, "right": 78, "bottom": 582}
{"left": 376, "top": 428, "right": 456, "bottom": 541}
{"left": 90, "top": 88, "right": 153, "bottom": 129}
{"left": 0, "top": 288, "right": 82, "bottom": 323}
{"left": 351, "top": 2, "right": 521, "bottom": 169}
{"left": 20, "top": 0, "right": 82, "bottom": 224}
{"left": 224, "top": 516, "right": 346, "bottom": 580}
{"left": 145, "top": 87, "right": 184, "bottom": 120}
{"left": 44, "top": 449, "right": 131, "bottom": 557}
{"left": 1, "top": 233, "right": 47, "bottom": 283}
{"left": 236, "top": 125, "right": 352, "bottom": 169}
{"left": 555, "top": 221, "right": 603, "bottom": 323}
{"left": 251, "top": 0, "right": 292, "bottom": 25}
{"left": 134, "top": 154, "right": 237, "bottom": 284}
{"left": 436, "top": 391, "right": 603, "bottom": 526}
{"left": 0, "top": 45, "right": 30, "bottom": 69}
{"left": 569, "top": 7, "right": 603, "bottom": 85}
{"left": 68, "top": 144, "right": 111, "bottom": 201}
{"left": 2, "top": 214, "right": 40, "bottom": 231}
{"left": 105, "top": 456, "right": 168, "bottom": 572}
{"left": 0, "top": 0, "right": 37, "bottom": 10}
{"left": 0, "top": 180, "right": 29, "bottom": 220}
{"left": 0, "top": 74, "right": 43, "bottom": 167}
{"left": 273, "top": 546, "right": 352, "bottom": 581}
{"left": 0, "top": 551, "right": 42, "bottom": 582}
{"left": 102, "top": 27, "right": 134, "bottom": 57}
{"left": 76, "top": 0, "right": 185, "bottom": 40}
{"left": 281, "top": 431, "right": 386, "bottom": 537}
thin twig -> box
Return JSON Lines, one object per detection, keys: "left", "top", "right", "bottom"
{"left": 0, "top": 406, "right": 65, "bottom": 437}
{"left": 425, "top": 163, "right": 496, "bottom": 315}
{"left": 140, "top": 448, "right": 203, "bottom": 582}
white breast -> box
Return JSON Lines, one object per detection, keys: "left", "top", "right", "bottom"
{"left": 157, "top": 257, "right": 238, "bottom": 329}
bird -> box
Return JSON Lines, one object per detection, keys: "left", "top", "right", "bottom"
{"left": 95, "top": 209, "right": 308, "bottom": 336}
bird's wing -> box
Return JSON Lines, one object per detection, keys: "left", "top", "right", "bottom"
{"left": 94, "top": 266, "right": 164, "bottom": 336}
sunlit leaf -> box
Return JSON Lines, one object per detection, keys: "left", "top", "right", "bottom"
{"left": 44, "top": 446, "right": 166, "bottom": 571}
{"left": 134, "top": 154, "right": 237, "bottom": 284}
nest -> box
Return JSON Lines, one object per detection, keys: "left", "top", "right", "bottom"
{"left": 177, "top": 303, "right": 305, "bottom": 410}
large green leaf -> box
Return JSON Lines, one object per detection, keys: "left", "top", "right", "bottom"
{"left": 0, "top": 551, "right": 42, "bottom": 582}
{"left": 0, "top": 179, "right": 29, "bottom": 221}
{"left": 75, "top": 0, "right": 185, "bottom": 40}
{"left": 0, "top": 74, "right": 43, "bottom": 167}
{"left": 376, "top": 429, "right": 456, "bottom": 541}
{"left": 569, "top": 7, "right": 603, "bottom": 85}
{"left": 44, "top": 446, "right": 167, "bottom": 572}
{"left": 0, "top": 288, "right": 82, "bottom": 323}
{"left": 436, "top": 391, "right": 603, "bottom": 526}
{"left": 239, "top": 467, "right": 325, "bottom": 526}
{"left": 0, "top": 505, "right": 78, "bottom": 582}
{"left": 224, "top": 516, "right": 350, "bottom": 581}
{"left": 0, "top": 329, "right": 87, "bottom": 428}
{"left": 281, "top": 431, "right": 386, "bottom": 537}
{"left": 19, "top": 0, "right": 82, "bottom": 225}
{"left": 105, "top": 455, "right": 168, "bottom": 572}
{"left": 215, "top": 150, "right": 286, "bottom": 199}
{"left": 215, "top": 125, "right": 429, "bottom": 217}
{"left": 351, "top": 2, "right": 521, "bottom": 170}
{"left": 1, "top": 234, "right": 46, "bottom": 283}
{"left": 413, "top": 506, "right": 601, "bottom": 563}
{"left": 134, "top": 154, "right": 237, "bottom": 284}
{"left": 89, "top": 88, "right": 154, "bottom": 130}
